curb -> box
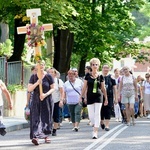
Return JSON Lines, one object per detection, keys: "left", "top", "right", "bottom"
{"left": 6, "top": 122, "right": 30, "bottom": 132}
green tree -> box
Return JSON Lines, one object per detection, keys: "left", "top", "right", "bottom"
{"left": 0, "top": 0, "right": 147, "bottom": 77}
{"left": 0, "top": 0, "right": 78, "bottom": 75}
{"left": 133, "top": 1, "right": 150, "bottom": 40}
{"left": 72, "top": 0, "right": 145, "bottom": 75}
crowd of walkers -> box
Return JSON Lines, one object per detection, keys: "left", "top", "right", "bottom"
{"left": 24, "top": 58, "right": 150, "bottom": 145}
{"left": 1, "top": 57, "right": 150, "bottom": 145}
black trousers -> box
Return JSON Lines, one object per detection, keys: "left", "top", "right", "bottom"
{"left": 101, "top": 105, "right": 112, "bottom": 120}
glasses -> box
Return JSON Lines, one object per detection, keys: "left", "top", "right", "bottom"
{"left": 92, "top": 64, "right": 98, "bottom": 66}
{"left": 68, "top": 73, "right": 75, "bottom": 76}
{"left": 40, "top": 63, "right": 45, "bottom": 66}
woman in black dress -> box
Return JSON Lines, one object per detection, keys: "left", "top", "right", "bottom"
{"left": 28, "top": 61, "right": 55, "bottom": 145}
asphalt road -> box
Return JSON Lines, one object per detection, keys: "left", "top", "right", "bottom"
{"left": 0, "top": 117, "right": 150, "bottom": 150}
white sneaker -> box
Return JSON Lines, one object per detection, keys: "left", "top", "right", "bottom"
{"left": 72, "top": 127, "right": 75, "bottom": 131}
{"left": 115, "top": 118, "right": 119, "bottom": 122}
{"left": 126, "top": 122, "right": 130, "bottom": 126}
{"left": 147, "top": 114, "right": 150, "bottom": 119}
{"left": 92, "top": 131, "right": 98, "bottom": 139}
{"left": 72, "top": 127, "right": 79, "bottom": 131}
{"left": 119, "top": 118, "right": 122, "bottom": 122}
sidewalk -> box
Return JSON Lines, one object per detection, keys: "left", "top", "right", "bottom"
{"left": 3, "top": 117, "right": 30, "bottom": 132}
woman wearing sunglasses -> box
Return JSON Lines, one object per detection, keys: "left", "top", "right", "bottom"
{"left": 80, "top": 58, "right": 108, "bottom": 139}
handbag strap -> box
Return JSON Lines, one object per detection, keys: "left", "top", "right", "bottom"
{"left": 69, "top": 81, "right": 81, "bottom": 95}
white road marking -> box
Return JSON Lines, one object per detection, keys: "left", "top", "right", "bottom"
{"left": 83, "top": 124, "right": 123, "bottom": 150}
{"left": 135, "top": 121, "right": 150, "bottom": 123}
{"left": 95, "top": 126, "right": 128, "bottom": 150}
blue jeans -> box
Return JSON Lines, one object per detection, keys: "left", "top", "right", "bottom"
{"left": 134, "top": 101, "right": 139, "bottom": 115}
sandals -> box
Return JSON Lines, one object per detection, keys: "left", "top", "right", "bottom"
{"left": 32, "top": 138, "right": 39, "bottom": 145}
{"left": 45, "top": 137, "right": 51, "bottom": 143}
{"left": 32, "top": 137, "right": 51, "bottom": 145}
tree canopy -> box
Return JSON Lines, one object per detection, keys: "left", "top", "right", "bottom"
{"left": 73, "top": 0, "right": 145, "bottom": 61}
{"left": 0, "top": 0, "right": 149, "bottom": 75}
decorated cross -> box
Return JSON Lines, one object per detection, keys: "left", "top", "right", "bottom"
{"left": 17, "top": 8, "right": 53, "bottom": 98}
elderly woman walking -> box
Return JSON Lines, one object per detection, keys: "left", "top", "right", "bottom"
{"left": 118, "top": 66, "right": 138, "bottom": 126}
{"left": 80, "top": 58, "right": 108, "bottom": 139}
{"left": 141, "top": 73, "right": 150, "bottom": 119}
{"left": 64, "top": 70, "right": 83, "bottom": 132}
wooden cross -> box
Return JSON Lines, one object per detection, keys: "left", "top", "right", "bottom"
{"left": 17, "top": 8, "right": 53, "bottom": 99}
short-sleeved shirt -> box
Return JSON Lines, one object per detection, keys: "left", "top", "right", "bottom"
{"left": 64, "top": 78, "right": 83, "bottom": 104}
{"left": 104, "top": 75, "right": 116, "bottom": 98}
{"left": 29, "top": 74, "right": 54, "bottom": 94}
{"left": 115, "top": 76, "right": 121, "bottom": 89}
{"left": 52, "top": 78, "right": 64, "bottom": 103}
{"left": 142, "top": 81, "right": 150, "bottom": 94}
{"left": 121, "top": 75, "right": 135, "bottom": 97}
{"left": 85, "top": 74, "right": 104, "bottom": 105}
{"left": 103, "top": 75, "right": 116, "bottom": 107}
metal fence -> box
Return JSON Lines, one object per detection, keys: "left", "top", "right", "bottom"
{"left": 0, "top": 57, "right": 6, "bottom": 82}
{"left": 0, "top": 57, "right": 31, "bottom": 87}
{"left": 7, "top": 61, "right": 23, "bottom": 85}
{"left": 23, "top": 65, "right": 32, "bottom": 87}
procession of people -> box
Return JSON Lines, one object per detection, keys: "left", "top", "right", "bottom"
{"left": 0, "top": 57, "right": 150, "bottom": 146}
{"left": 24, "top": 58, "right": 150, "bottom": 145}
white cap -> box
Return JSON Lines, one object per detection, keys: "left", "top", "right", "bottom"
{"left": 72, "top": 68, "right": 78, "bottom": 72}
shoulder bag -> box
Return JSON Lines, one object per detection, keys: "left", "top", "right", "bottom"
{"left": 69, "top": 81, "right": 87, "bottom": 107}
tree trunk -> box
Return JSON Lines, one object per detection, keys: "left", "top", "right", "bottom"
{"left": 101, "top": 1, "right": 105, "bottom": 16}
{"left": 8, "top": 18, "right": 26, "bottom": 61}
{"left": 79, "top": 54, "right": 87, "bottom": 77}
{"left": 0, "top": 22, "right": 9, "bottom": 43}
{"left": 53, "top": 29, "right": 74, "bottom": 81}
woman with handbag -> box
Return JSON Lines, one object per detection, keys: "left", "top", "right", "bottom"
{"left": 64, "top": 70, "right": 83, "bottom": 132}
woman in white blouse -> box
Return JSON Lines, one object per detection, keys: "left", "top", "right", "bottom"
{"left": 64, "top": 70, "right": 83, "bottom": 132}
{"left": 141, "top": 73, "right": 150, "bottom": 119}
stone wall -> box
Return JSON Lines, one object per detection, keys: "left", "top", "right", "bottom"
{"left": 3, "top": 90, "right": 27, "bottom": 117}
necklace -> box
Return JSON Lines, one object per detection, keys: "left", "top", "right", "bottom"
{"left": 91, "top": 72, "right": 99, "bottom": 79}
